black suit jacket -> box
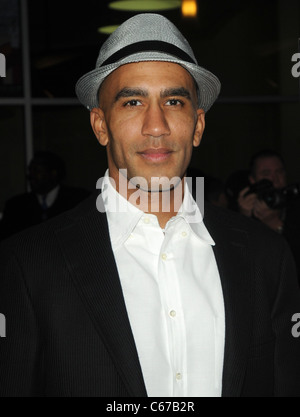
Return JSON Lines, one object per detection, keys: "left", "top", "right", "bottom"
{"left": 0, "top": 193, "right": 300, "bottom": 397}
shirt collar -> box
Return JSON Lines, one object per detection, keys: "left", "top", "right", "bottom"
{"left": 102, "top": 170, "right": 144, "bottom": 250}
{"left": 36, "top": 185, "right": 60, "bottom": 208}
{"left": 102, "top": 170, "right": 215, "bottom": 249}
{"left": 174, "top": 180, "right": 215, "bottom": 246}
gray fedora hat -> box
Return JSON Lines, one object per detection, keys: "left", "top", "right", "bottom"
{"left": 76, "top": 13, "right": 221, "bottom": 112}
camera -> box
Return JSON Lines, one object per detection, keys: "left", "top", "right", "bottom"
{"left": 245, "top": 179, "right": 300, "bottom": 209}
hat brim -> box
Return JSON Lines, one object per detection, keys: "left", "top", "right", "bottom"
{"left": 75, "top": 52, "right": 221, "bottom": 113}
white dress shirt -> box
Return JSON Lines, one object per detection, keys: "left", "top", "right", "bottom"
{"left": 36, "top": 185, "right": 60, "bottom": 209}
{"left": 102, "top": 171, "right": 225, "bottom": 397}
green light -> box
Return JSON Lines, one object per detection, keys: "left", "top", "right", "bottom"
{"left": 98, "top": 25, "right": 120, "bottom": 35}
{"left": 109, "top": 1, "right": 181, "bottom": 12}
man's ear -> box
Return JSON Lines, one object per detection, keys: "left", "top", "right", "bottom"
{"left": 90, "top": 108, "right": 109, "bottom": 147}
{"left": 193, "top": 110, "right": 206, "bottom": 148}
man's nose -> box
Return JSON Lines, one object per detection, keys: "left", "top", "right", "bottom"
{"left": 141, "top": 104, "right": 171, "bottom": 138}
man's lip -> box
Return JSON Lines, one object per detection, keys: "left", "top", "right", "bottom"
{"left": 139, "top": 148, "right": 173, "bottom": 155}
{"left": 138, "top": 148, "right": 174, "bottom": 162}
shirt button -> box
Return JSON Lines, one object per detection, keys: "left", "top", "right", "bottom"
{"left": 181, "top": 231, "right": 188, "bottom": 238}
{"left": 161, "top": 253, "right": 168, "bottom": 261}
{"left": 170, "top": 310, "right": 177, "bottom": 318}
{"left": 176, "top": 373, "right": 182, "bottom": 381}
{"left": 143, "top": 217, "right": 150, "bottom": 224}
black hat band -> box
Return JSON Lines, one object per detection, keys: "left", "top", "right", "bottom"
{"left": 100, "top": 40, "right": 197, "bottom": 67}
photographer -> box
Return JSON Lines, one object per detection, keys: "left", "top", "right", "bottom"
{"left": 238, "top": 149, "right": 300, "bottom": 282}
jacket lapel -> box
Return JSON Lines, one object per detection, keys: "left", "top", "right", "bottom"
{"left": 55, "top": 194, "right": 253, "bottom": 398}
{"left": 55, "top": 194, "right": 147, "bottom": 397}
{"left": 204, "top": 206, "right": 254, "bottom": 397}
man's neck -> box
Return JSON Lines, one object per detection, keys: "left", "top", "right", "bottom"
{"left": 113, "top": 176, "right": 185, "bottom": 229}
{"left": 144, "top": 192, "right": 181, "bottom": 229}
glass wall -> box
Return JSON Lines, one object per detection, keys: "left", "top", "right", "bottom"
{"left": 0, "top": 0, "right": 299, "bottom": 217}
{"left": 0, "top": 0, "right": 25, "bottom": 215}
{"left": 0, "top": 0, "right": 23, "bottom": 97}
{"left": 0, "top": 106, "right": 26, "bottom": 213}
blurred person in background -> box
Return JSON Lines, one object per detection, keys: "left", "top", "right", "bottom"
{"left": 225, "top": 170, "right": 251, "bottom": 212}
{"left": 237, "top": 149, "right": 300, "bottom": 283}
{"left": 186, "top": 168, "right": 228, "bottom": 209}
{"left": 0, "top": 151, "right": 90, "bottom": 240}
{"left": 204, "top": 176, "right": 228, "bottom": 209}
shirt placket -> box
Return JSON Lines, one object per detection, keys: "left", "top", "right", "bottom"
{"left": 158, "top": 224, "right": 188, "bottom": 397}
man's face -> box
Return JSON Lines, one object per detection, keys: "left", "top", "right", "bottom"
{"left": 90, "top": 61, "right": 205, "bottom": 191}
{"left": 250, "top": 156, "right": 287, "bottom": 189}
{"left": 28, "top": 160, "right": 58, "bottom": 195}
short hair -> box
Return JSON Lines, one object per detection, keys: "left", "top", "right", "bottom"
{"left": 249, "top": 149, "right": 285, "bottom": 178}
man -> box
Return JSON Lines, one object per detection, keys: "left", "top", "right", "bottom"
{"left": 0, "top": 14, "right": 300, "bottom": 398}
{"left": 0, "top": 151, "right": 90, "bottom": 240}
{"left": 238, "top": 150, "right": 288, "bottom": 233}
{"left": 238, "top": 150, "right": 300, "bottom": 282}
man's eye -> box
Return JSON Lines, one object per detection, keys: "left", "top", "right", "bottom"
{"left": 166, "top": 99, "right": 184, "bottom": 106}
{"left": 124, "top": 100, "right": 142, "bottom": 107}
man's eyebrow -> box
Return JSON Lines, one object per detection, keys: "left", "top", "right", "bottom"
{"left": 114, "top": 87, "right": 193, "bottom": 103}
{"left": 114, "top": 88, "right": 148, "bottom": 102}
{"left": 160, "top": 87, "right": 192, "bottom": 100}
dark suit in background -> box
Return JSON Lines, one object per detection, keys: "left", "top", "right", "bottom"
{"left": 0, "top": 185, "right": 90, "bottom": 240}
{"left": 0, "top": 151, "right": 90, "bottom": 241}
{"left": 0, "top": 193, "right": 300, "bottom": 397}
